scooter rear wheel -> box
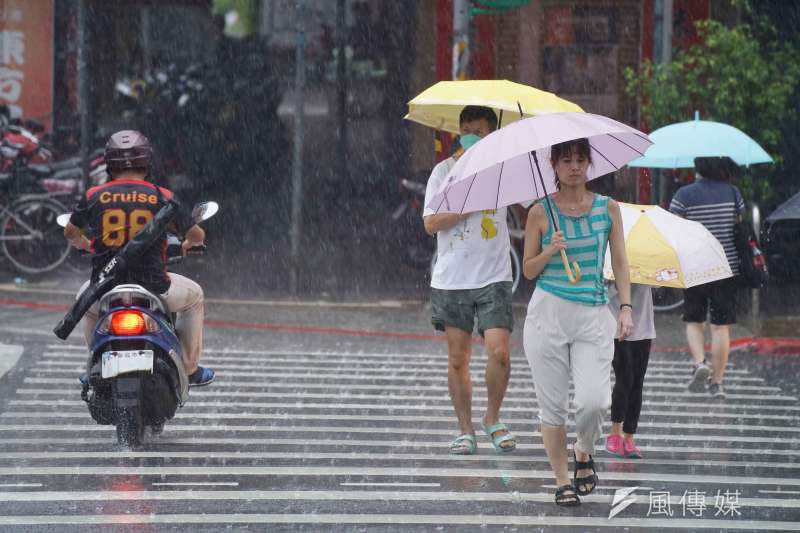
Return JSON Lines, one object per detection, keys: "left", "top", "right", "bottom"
{"left": 116, "top": 407, "right": 146, "bottom": 447}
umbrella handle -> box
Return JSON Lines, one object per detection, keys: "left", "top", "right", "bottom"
{"left": 560, "top": 249, "right": 581, "bottom": 284}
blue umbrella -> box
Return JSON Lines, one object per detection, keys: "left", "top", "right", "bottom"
{"left": 628, "top": 112, "right": 773, "bottom": 168}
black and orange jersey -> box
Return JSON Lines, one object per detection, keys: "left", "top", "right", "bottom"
{"left": 69, "top": 178, "right": 194, "bottom": 294}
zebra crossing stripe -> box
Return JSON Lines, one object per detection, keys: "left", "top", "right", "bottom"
{"left": 0, "top": 512, "right": 798, "bottom": 529}
{"left": 23, "top": 367, "right": 779, "bottom": 391}
{"left": 2, "top": 411, "right": 798, "bottom": 436}
{"left": 0, "top": 489, "right": 794, "bottom": 510}
{"left": 0, "top": 423, "right": 798, "bottom": 445}
{"left": 0, "top": 450, "right": 795, "bottom": 471}
{"left": 20, "top": 377, "right": 797, "bottom": 401}
{"left": 7, "top": 399, "right": 798, "bottom": 422}
{"left": 0, "top": 465, "right": 798, "bottom": 487}
{"left": 14, "top": 388, "right": 800, "bottom": 414}
{"left": 28, "top": 361, "right": 769, "bottom": 384}
{"left": 39, "top": 349, "right": 754, "bottom": 370}
{"left": 0, "top": 436, "right": 797, "bottom": 458}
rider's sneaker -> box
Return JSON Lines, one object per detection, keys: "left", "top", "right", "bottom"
{"left": 709, "top": 382, "right": 727, "bottom": 400}
{"left": 78, "top": 373, "right": 89, "bottom": 386}
{"left": 151, "top": 422, "right": 164, "bottom": 435}
{"left": 687, "top": 361, "right": 711, "bottom": 392}
{"left": 188, "top": 366, "right": 215, "bottom": 387}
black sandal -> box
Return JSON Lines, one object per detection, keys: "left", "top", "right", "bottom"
{"left": 573, "top": 449, "right": 598, "bottom": 495}
{"left": 554, "top": 483, "right": 581, "bottom": 506}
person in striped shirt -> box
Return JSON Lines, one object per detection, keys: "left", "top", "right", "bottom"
{"left": 522, "top": 138, "right": 633, "bottom": 506}
{"left": 669, "top": 156, "right": 746, "bottom": 400}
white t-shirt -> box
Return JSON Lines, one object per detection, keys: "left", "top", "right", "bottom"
{"left": 607, "top": 283, "right": 656, "bottom": 341}
{"left": 423, "top": 157, "right": 511, "bottom": 290}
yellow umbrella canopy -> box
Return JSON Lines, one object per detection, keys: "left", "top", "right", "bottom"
{"left": 405, "top": 79, "right": 583, "bottom": 134}
{"left": 603, "top": 203, "right": 733, "bottom": 289}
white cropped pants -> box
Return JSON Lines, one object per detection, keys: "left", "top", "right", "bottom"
{"left": 523, "top": 289, "right": 615, "bottom": 454}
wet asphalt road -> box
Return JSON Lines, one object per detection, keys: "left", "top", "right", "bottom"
{"left": 0, "top": 275, "right": 799, "bottom": 532}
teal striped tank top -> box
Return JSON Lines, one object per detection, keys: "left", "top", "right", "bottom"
{"left": 538, "top": 194, "right": 612, "bottom": 306}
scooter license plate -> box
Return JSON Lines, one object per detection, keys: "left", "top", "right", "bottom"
{"left": 101, "top": 350, "right": 154, "bottom": 379}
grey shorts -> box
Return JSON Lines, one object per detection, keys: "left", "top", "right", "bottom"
{"left": 431, "top": 281, "right": 514, "bottom": 336}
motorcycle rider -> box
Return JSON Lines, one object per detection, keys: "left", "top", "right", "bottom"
{"left": 63, "top": 130, "right": 215, "bottom": 386}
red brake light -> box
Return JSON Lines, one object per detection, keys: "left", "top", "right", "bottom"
{"left": 110, "top": 311, "right": 146, "bottom": 336}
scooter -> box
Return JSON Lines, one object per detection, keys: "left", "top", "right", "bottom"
{"left": 54, "top": 199, "right": 218, "bottom": 447}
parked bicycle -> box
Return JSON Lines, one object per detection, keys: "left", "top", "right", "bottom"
{"left": 0, "top": 195, "right": 71, "bottom": 274}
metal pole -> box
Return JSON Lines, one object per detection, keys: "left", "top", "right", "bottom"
{"left": 452, "top": 0, "right": 470, "bottom": 80}
{"left": 289, "top": 0, "right": 306, "bottom": 296}
{"left": 141, "top": 7, "right": 152, "bottom": 74}
{"left": 751, "top": 204, "right": 762, "bottom": 336}
{"left": 651, "top": 0, "right": 673, "bottom": 207}
{"left": 335, "top": 0, "right": 347, "bottom": 182}
{"left": 661, "top": 0, "right": 674, "bottom": 64}
{"left": 77, "top": 0, "right": 91, "bottom": 192}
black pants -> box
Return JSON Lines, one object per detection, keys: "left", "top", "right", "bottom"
{"left": 610, "top": 339, "right": 652, "bottom": 434}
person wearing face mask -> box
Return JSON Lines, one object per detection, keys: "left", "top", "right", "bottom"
{"left": 422, "top": 106, "right": 516, "bottom": 455}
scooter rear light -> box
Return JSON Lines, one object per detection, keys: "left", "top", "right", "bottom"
{"left": 104, "top": 310, "right": 159, "bottom": 336}
{"left": 110, "top": 311, "right": 146, "bottom": 335}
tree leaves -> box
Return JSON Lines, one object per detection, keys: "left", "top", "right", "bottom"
{"left": 625, "top": 19, "right": 800, "bottom": 205}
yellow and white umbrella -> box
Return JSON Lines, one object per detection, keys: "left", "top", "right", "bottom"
{"left": 603, "top": 203, "right": 732, "bottom": 288}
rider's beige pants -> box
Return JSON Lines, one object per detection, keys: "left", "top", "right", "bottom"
{"left": 77, "top": 273, "right": 204, "bottom": 374}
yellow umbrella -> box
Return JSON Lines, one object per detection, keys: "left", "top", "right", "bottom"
{"left": 603, "top": 203, "right": 733, "bottom": 288}
{"left": 405, "top": 79, "right": 583, "bottom": 134}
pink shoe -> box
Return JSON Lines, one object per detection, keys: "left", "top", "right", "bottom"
{"left": 624, "top": 438, "right": 642, "bottom": 459}
{"left": 605, "top": 434, "right": 625, "bottom": 457}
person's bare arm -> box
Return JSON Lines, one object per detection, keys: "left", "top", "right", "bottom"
{"left": 63, "top": 222, "right": 91, "bottom": 251}
{"left": 423, "top": 213, "right": 466, "bottom": 236}
{"left": 522, "top": 203, "right": 564, "bottom": 280}
{"left": 608, "top": 200, "right": 633, "bottom": 338}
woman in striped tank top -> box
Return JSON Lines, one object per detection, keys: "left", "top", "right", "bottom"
{"left": 521, "top": 138, "right": 633, "bottom": 506}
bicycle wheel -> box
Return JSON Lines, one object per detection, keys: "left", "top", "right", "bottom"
{"left": 1, "top": 197, "right": 71, "bottom": 274}
{"left": 652, "top": 286, "right": 685, "bottom": 312}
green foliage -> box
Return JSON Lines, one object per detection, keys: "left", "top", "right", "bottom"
{"left": 212, "top": 0, "right": 260, "bottom": 37}
{"left": 625, "top": 20, "right": 800, "bottom": 204}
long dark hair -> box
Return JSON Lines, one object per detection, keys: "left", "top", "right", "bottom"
{"left": 550, "top": 138, "right": 592, "bottom": 190}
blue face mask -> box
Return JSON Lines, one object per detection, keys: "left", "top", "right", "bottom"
{"left": 459, "top": 133, "right": 481, "bottom": 152}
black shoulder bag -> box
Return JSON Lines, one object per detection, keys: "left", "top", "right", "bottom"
{"left": 730, "top": 186, "right": 768, "bottom": 289}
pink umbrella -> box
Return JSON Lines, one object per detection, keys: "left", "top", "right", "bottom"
{"left": 426, "top": 112, "right": 653, "bottom": 282}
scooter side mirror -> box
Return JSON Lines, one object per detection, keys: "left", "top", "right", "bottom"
{"left": 57, "top": 213, "right": 71, "bottom": 228}
{"left": 191, "top": 201, "right": 218, "bottom": 223}
{"left": 752, "top": 205, "right": 761, "bottom": 240}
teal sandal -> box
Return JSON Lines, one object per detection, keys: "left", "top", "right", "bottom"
{"left": 449, "top": 434, "right": 477, "bottom": 455}
{"left": 482, "top": 422, "right": 516, "bottom": 453}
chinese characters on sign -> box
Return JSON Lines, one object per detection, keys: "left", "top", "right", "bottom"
{"left": 0, "top": 1, "right": 54, "bottom": 129}
{"left": 0, "top": 29, "right": 25, "bottom": 116}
